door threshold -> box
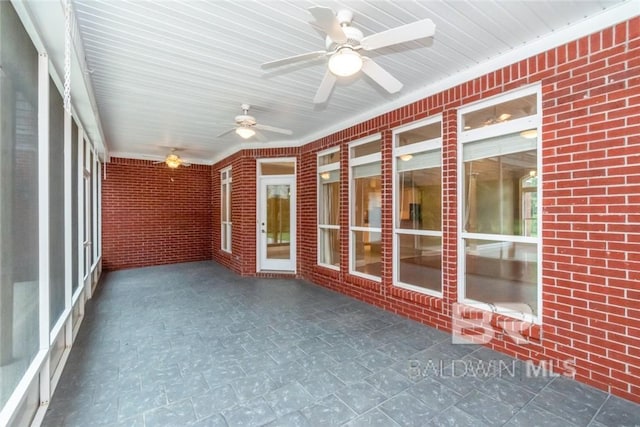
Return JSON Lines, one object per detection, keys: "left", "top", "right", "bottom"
{"left": 257, "top": 270, "right": 297, "bottom": 277}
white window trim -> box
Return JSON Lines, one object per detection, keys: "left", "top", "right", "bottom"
{"left": 392, "top": 117, "right": 443, "bottom": 297}
{"left": 457, "top": 84, "right": 543, "bottom": 324}
{"left": 317, "top": 147, "right": 340, "bottom": 270}
{"left": 348, "top": 134, "right": 382, "bottom": 282}
{"left": 221, "top": 166, "right": 232, "bottom": 253}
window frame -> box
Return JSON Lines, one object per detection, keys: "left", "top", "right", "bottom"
{"left": 317, "top": 147, "right": 340, "bottom": 270}
{"left": 220, "top": 166, "right": 232, "bottom": 253}
{"left": 457, "top": 84, "right": 543, "bottom": 324}
{"left": 348, "top": 134, "right": 382, "bottom": 282}
{"left": 392, "top": 116, "right": 443, "bottom": 297}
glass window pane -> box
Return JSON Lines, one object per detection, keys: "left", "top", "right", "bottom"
{"left": 351, "top": 140, "right": 380, "bottom": 158}
{"left": 463, "top": 131, "right": 537, "bottom": 162}
{"left": 353, "top": 161, "right": 380, "bottom": 179}
{"left": 465, "top": 239, "right": 538, "bottom": 315}
{"left": 352, "top": 230, "right": 381, "bottom": 277}
{"left": 221, "top": 183, "right": 228, "bottom": 222}
{"left": 397, "top": 150, "right": 440, "bottom": 171}
{"left": 319, "top": 169, "right": 339, "bottom": 183}
{"left": 398, "top": 234, "right": 441, "bottom": 292}
{"left": 397, "top": 167, "right": 441, "bottom": 231}
{"left": 462, "top": 93, "right": 537, "bottom": 131}
{"left": 71, "top": 120, "right": 79, "bottom": 293}
{"left": 397, "top": 122, "right": 441, "bottom": 147}
{"left": 261, "top": 161, "right": 294, "bottom": 175}
{"left": 463, "top": 149, "right": 537, "bottom": 236}
{"left": 319, "top": 179, "right": 339, "bottom": 225}
{"left": 0, "top": 1, "right": 40, "bottom": 409}
{"left": 319, "top": 228, "right": 340, "bottom": 267}
{"left": 319, "top": 150, "right": 340, "bottom": 166}
{"left": 228, "top": 182, "right": 232, "bottom": 223}
{"left": 221, "top": 223, "right": 227, "bottom": 251}
{"left": 353, "top": 176, "right": 381, "bottom": 228}
{"left": 49, "top": 78, "right": 65, "bottom": 328}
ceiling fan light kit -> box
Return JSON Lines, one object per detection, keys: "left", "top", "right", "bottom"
{"left": 261, "top": 6, "right": 436, "bottom": 103}
{"left": 165, "top": 153, "right": 182, "bottom": 168}
{"left": 236, "top": 126, "right": 256, "bottom": 139}
{"left": 328, "top": 47, "right": 362, "bottom": 77}
{"left": 217, "top": 104, "right": 293, "bottom": 141}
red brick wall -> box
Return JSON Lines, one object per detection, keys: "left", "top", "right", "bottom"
{"left": 102, "top": 157, "right": 212, "bottom": 270}
{"left": 211, "top": 18, "right": 640, "bottom": 402}
{"left": 212, "top": 148, "right": 300, "bottom": 276}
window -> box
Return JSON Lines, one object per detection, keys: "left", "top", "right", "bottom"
{"left": 83, "top": 137, "right": 92, "bottom": 279}
{"left": 221, "top": 167, "right": 232, "bottom": 253}
{"left": 459, "top": 86, "right": 541, "bottom": 320}
{"left": 0, "top": 1, "right": 40, "bottom": 409}
{"left": 49, "top": 78, "right": 65, "bottom": 329}
{"left": 393, "top": 118, "right": 442, "bottom": 295}
{"left": 349, "top": 137, "right": 382, "bottom": 280}
{"left": 318, "top": 148, "right": 340, "bottom": 269}
{"left": 71, "top": 120, "right": 80, "bottom": 294}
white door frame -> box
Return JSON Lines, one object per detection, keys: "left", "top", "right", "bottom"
{"left": 257, "top": 159, "right": 296, "bottom": 272}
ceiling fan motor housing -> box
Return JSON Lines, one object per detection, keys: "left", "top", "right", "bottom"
{"left": 235, "top": 114, "right": 257, "bottom": 126}
{"left": 325, "top": 25, "right": 363, "bottom": 51}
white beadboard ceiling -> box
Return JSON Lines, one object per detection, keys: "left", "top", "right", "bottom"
{"left": 28, "top": 0, "right": 636, "bottom": 164}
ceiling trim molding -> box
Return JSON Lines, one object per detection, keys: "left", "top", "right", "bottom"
{"left": 208, "top": 0, "right": 637, "bottom": 165}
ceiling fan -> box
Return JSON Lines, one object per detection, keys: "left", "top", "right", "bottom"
{"left": 261, "top": 6, "right": 436, "bottom": 103}
{"left": 155, "top": 148, "right": 190, "bottom": 169}
{"left": 217, "top": 104, "right": 293, "bottom": 140}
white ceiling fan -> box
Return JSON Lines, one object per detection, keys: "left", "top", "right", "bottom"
{"left": 155, "top": 148, "right": 191, "bottom": 169}
{"left": 217, "top": 104, "right": 293, "bottom": 140}
{"left": 261, "top": 6, "right": 436, "bottom": 104}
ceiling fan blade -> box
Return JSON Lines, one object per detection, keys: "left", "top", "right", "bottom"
{"left": 255, "top": 124, "right": 293, "bottom": 135}
{"left": 261, "top": 51, "right": 327, "bottom": 69}
{"left": 313, "top": 69, "right": 337, "bottom": 104}
{"left": 361, "top": 58, "right": 403, "bottom": 94}
{"left": 308, "top": 6, "right": 347, "bottom": 44}
{"left": 216, "top": 128, "right": 236, "bottom": 138}
{"left": 254, "top": 131, "right": 268, "bottom": 142}
{"left": 361, "top": 19, "right": 436, "bottom": 51}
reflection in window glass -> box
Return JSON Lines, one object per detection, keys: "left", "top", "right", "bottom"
{"left": 318, "top": 154, "right": 340, "bottom": 268}
{"left": 462, "top": 93, "right": 537, "bottom": 131}
{"left": 352, "top": 230, "right": 381, "bottom": 277}
{"left": 394, "top": 120, "right": 442, "bottom": 294}
{"left": 353, "top": 175, "right": 381, "bottom": 229}
{"left": 463, "top": 149, "right": 537, "bottom": 236}
{"left": 350, "top": 139, "right": 381, "bottom": 280}
{"left": 397, "top": 234, "right": 441, "bottom": 292}
{"left": 397, "top": 167, "right": 441, "bottom": 231}
{"left": 460, "top": 88, "right": 540, "bottom": 318}
{"left": 319, "top": 228, "right": 340, "bottom": 267}
{"left": 465, "top": 239, "right": 537, "bottom": 314}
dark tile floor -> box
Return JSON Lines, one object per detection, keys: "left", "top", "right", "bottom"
{"left": 42, "top": 261, "right": 640, "bottom": 427}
